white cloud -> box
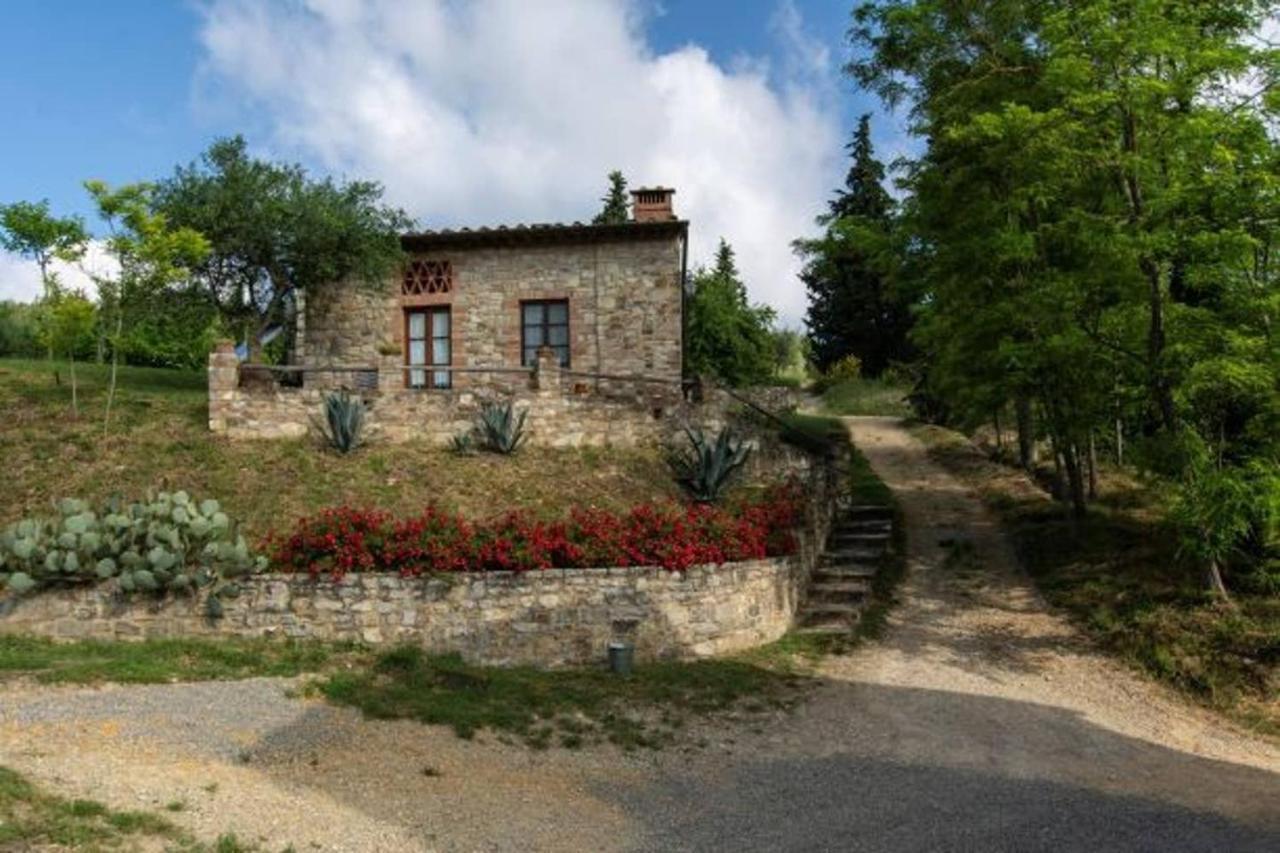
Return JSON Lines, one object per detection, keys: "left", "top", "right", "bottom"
{"left": 195, "top": 0, "right": 842, "bottom": 324}
{"left": 0, "top": 241, "right": 116, "bottom": 303}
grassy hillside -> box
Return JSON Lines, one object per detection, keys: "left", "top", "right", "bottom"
{"left": 818, "top": 377, "right": 912, "bottom": 418}
{"left": 0, "top": 358, "right": 679, "bottom": 540}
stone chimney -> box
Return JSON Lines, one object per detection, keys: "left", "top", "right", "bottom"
{"left": 630, "top": 187, "right": 676, "bottom": 222}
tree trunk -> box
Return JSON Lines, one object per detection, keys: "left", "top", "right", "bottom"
{"left": 1142, "top": 258, "right": 1178, "bottom": 434}
{"left": 103, "top": 311, "right": 123, "bottom": 435}
{"left": 1115, "top": 416, "right": 1124, "bottom": 467}
{"left": 68, "top": 355, "right": 78, "bottom": 417}
{"left": 993, "top": 408, "right": 1004, "bottom": 457}
{"left": 1062, "top": 441, "right": 1088, "bottom": 517}
{"left": 1206, "top": 557, "right": 1234, "bottom": 605}
{"left": 1016, "top": 396, "right": 1035, "bottom": 471}
{"left": 1088, "top": 432, "right": 1099, "bottom": 500}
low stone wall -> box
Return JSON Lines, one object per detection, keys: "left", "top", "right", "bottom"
{"left": 0, "top": 461, "right": 838, "bottom": 665}
{"left": 210, "top": 344, "right": 727, "bottom": 447}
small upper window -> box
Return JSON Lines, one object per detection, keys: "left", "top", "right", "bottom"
{"left": 521, "top": 299, "right": 569, "bottom": 367}
{"left": 403, "top": 260, "right": 452, "bottom": 295}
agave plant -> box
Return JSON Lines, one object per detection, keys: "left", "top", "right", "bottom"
{"left": 475, "top": 400, "right": 528, "bottom": 454}
{"left": 669, "top": 426, "right": 752, "bottom": 503}
{"left": 316, "top": 389, "right": 366, "bottom": 454}
{"left": 450, "top": 430, "right": 476, "bottom": 455}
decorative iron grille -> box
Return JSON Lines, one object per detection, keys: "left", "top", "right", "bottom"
{"left": 402, "top": 260, "right": 452, "bottom": 295}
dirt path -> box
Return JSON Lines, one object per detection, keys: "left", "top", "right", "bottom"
{"left": 2, "top": 416, "right": 1278, "bottom": 851}
{"left": 606, "top": 417, "right": 1280, "bottom": 850}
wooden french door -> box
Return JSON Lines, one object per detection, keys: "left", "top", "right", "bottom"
{"left": 406, "top": 307, "right": 451, "bottom": 389}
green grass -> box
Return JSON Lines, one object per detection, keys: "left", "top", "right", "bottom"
{"left": 0, "top": 764, "right": 264, "bottom": 851}
{"left": 0, "top": 636, "right": 358, "bottom": 685}
{"left": 915, "top": 424, "right": 1280, "bottom": 736}
{"left": 0, "top": 357, "right": 682, "bottom": 541}
{"left": 818, "top": 377, "right": 912, "bottom": 418}
{"left": 318, "top": 646, "right": 807, "bottom": 750}
{"left": 775, "top": 412, "right": 893, "bottom": 506}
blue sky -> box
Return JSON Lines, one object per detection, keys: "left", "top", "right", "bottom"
{"left": 0, "top": 1, "right": 900, "bottom": 320}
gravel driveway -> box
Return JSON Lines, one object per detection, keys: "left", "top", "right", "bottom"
{"left": 2, "top": 416, "right": 1277, "bottom": 851}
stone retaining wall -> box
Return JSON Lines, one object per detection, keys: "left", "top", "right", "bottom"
{"left": 210, "top": 344, "right": 733, "bottom": 447}
{"left": 0, "top": 462, "right": 838, "bottom": 665}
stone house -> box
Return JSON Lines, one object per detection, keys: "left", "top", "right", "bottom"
{"left": 297, "top": 187, "right": 688, "bottom": 390}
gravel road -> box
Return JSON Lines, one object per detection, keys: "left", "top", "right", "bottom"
{"left": 1, "top": 416, "right": 1276, "bottom": 851}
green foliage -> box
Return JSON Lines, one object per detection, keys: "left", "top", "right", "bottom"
{"left": 592, "top": 170, "right": 630, "bottom": 224}
{"left": 115, "top": 288, "right": 222, "bottom": 370}
{"left": 668, "top": 426, "right": 752, "bottom": 503}
{"left": 153, "top": 136, "right": 413, "bottom": 355}
{"left": 848, "top": 0, "right": 1280, "bottom": 533}
{"left": 814, "top": 354, "right": 861, "bottom": 391}
{"left": 686, "top": 239, "right": 777, "bottom": 387}
{"left": 316, "top": 389, "right": 367, "bottom": 454}
{"left": 0, "top": 200, "right": 88, "bottom": 293}
{"left": 475, "top": 399, "right": 528, "bottom": 454}
{"left": 1170, "top": 463, "right": 1280, "bottom": 585}
{"left": 0, "top": 302, "right": 41, "bottom": 357}
{"left": 0, "top": 492, "right": 266, "bottom": 599}
{"left": 798, "top": 113, "right": 912, "bottom": 376}
{"left": 39, "top": 290, "right": 96, "bottom": 361}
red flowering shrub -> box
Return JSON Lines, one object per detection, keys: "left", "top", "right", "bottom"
{"left": 266, "top": 482, "right": 805, "bottom": 578}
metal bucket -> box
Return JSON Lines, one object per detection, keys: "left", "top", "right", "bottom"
{"left": 607, "top": 641, "right": 634, "bottom": 677}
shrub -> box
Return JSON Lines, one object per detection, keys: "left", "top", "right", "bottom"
{"left": 475, "top": 400, "right": 527, "bottom": 454}
{"left": 316, "top": 389, "right": 367, "bottom": 454}
{"left": 812, "top": 354, "right": 863, "bottom": 393}
{"left": 0, "top": 492, "right": 265, "bottom": 598}
{"left": 266, "top": 482, "right": 805, "bottom": 577}
{"left": 668, "top": 426, "right": 752, "bottom": 503}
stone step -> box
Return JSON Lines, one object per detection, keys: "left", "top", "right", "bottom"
{"left": 795, "top": 619, "right": 855, "bottom": 636}
{"left": 834, "top": 519, "right": 892, "bottom": 534}
{"left": 822, "top": 547, "right": 884, "bottom": 564}
{"left": 837, "top": 503, "right": 894, "bottom": 520}
{"left": 815, "top": 563, "right": 879, "bottom": 580}
{"left": 801, "top": 601, "right": 863, "bottom": 617}
{"left": 809, "top": 580, "right": 870, "bottom": 597}
{"left": 830, "top": 531, "right": 891, "bottom": 545}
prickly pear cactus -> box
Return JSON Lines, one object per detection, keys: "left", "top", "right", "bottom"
{"left": 0, "top": 491, "right": 267, "bottom": 608}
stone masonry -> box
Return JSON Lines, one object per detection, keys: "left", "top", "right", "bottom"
{"left": 0, "top": 460, "right": 838, "bottom": 666}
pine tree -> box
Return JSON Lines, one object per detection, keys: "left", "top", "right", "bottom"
{"left": 686, "top": 239, "right": 777, "bottom": 387}
{"left": 797, "top": 114, "right": 910, "bottom": 376}
{"left": 592, "top": 171, "right": 630, "bottom": 224}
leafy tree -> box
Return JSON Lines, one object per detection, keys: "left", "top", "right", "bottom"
{"left": 592, "top": 170, "right": 630, "bottom": 224}
{"left": 152, "top": 136, "right": 412, "bottom": 359}
{"left": 796, "top": 115, "right": 911, "bottom": 376}
{"left": 686, "top": 239, "right": 777, "bottom": 387}
{"left": 0, "top": 200, "right": 88, "bottom": 294}
{"left": 40, "top": 290, "right": 96, "bottom": 416}
{"left": 848, "top": 0, "right": 1280, "bottom": 556}
{"left": 85, "top": 180, "right": 210, "bottom": 433}
{"left": 0, "top": 200, "right": 89, "bottom": 371}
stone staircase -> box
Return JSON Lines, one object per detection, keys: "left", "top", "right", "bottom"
{"left": 797, "top": 502, "right": 895, "bottom": 635}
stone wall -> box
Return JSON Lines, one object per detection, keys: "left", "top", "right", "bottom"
{"left": 209, "top": 345, "right": 723, "bottom": 446}
{"left": 303, "top": 233, "right": 684, "bottom": 388}
{"left": 0, "top": 462, "right": 837, "bottom": 666}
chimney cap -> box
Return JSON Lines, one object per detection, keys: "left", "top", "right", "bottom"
{"left": 630, "top": 186, "right": 677, "bottom": 222}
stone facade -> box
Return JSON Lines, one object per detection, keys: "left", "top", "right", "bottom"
{"left": 302, "top": 225, "right": 686, "bottom": 389}
{"left": 0, "top": 461, "right": 837, "bottom": 666}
